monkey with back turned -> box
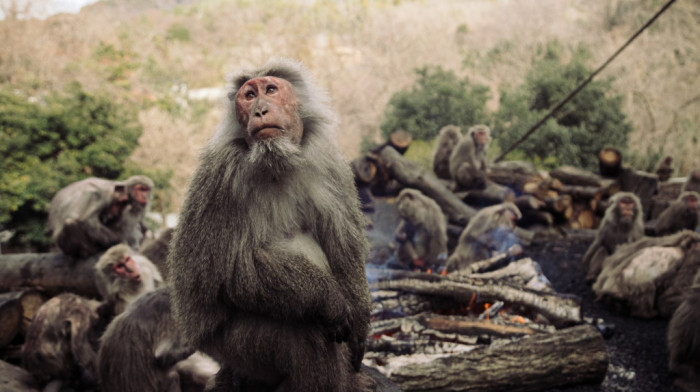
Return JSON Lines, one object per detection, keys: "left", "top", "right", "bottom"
{"left": 394, "top": 188, "right": 448, "bottom": 271}
{"left": 167, "top": 58, "right": 374, "bottom": 391}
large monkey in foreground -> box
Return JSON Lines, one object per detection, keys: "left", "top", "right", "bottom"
{"left": 168, "top": 58, "right": 374, "bottom": 392}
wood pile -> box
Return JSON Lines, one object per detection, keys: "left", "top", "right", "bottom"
{"left": 363, "top": 256, "right": 609, "bottom": 391}
{"left": 353, "top": 134, "right": 672, "bottom": 233}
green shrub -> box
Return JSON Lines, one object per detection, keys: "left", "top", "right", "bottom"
{"left": 491, "top": 40, "right": 633, "bottom": 171}
{"left": 0, "top": 83, "right": 144, "bottom": 251}
{"left": 380, "top": 66, "right": 490, "bottom": 141}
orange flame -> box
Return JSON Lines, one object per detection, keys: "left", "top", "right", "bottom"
{"left": 512, "top": 316, "right": 526, "bottom": 324}
{"left": 440, "top": 270, "right": 447, "bottom": 276}
{"left": 426, "top": 268, "right": 432, "bottom": 274}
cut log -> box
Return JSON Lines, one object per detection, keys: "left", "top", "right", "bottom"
{"left": 377, "top": 146, "right": 476, "bottom": 225}
{"left": 0, "top": 359, "right": 40, "bottom": 392}
{"left": 0, "top": 297, "right": 21, "bottom": 349}
{"left": 352, "top": 156, "right": 378, "bottom": 184}
{"left": 0, "top": 252, "right": 100, "bottom": 298}
{"left": 422, "top": 315, "right": 539, "bottom": 338}
{"left": 0, "top": 290, "right": 47, "bottom": 336}
{"left": 372, "top": 277, "right": 581, "bottom": 328}
{"left": 550, "top": 166, "right": 605, "bottom": 187}
{"left": 487, "top": 161, "right": 542, "bottom": 192}
{"left": 386, "top": 324, "right": 608, "bottom": 392}
{"left": 457, "top": 181, "right": 516, "bottom": 207}
{"left": 387, "top": 130, "right": 413, "bottom": 155}
{"left": 514, "top": 195, "right": 546, "bottom": 212}
{"left": 599, "top": 147, "right": 623, "bottom": 178}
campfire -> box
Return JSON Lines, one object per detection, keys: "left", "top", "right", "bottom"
{"left": 362, "top": 199, "right": 609, "bottom": 392}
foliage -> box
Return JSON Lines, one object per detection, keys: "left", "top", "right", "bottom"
{"left": 0, "top": 83, "right": 144, "bottom": 250}
{"left": 491, "top": 40, "right": 633, "bottom": 171}
{"left": 403, "top": 138, "right": 436, "bottom": 170}
{"left": 166, "top": 23, "right": 191, "bottom": 42}
{"left": 380, "top": 66, "right": 490, "bottom": 141}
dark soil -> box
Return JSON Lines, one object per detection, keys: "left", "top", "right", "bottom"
{"left": 525, "top": 237, "right": 680, "bottom": 392}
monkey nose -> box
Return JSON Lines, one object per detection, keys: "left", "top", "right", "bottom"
{"left": 254, "top": 101, "right": 269, "bottom": 117}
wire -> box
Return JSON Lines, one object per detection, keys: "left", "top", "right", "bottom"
{"left": 494, "top": 0, "right": 678, "bottom": 163}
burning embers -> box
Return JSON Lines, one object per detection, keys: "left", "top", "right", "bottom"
{"left": 362, "top": 259, "right": 608, "bottom": 391}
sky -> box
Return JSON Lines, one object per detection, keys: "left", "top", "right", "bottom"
{"left": 0, "top": 0, "right": 98, "bottom": 19}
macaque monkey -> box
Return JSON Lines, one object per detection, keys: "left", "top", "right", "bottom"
{"left": 98, "top": 287, "right": 219, "bottom": 392}
{"left": 668, "top": 268, "right": 700, "bottom": 391}
{"left": 94, "top": 243, "right": 163, "bottom": 316}
{"left": 448, "top": 124, "right": 490, "bottom": 191}
{"left": 22, "top": 293, "right": 108, "bottom": 390}
{"left": 140, "top": 227, "right": 175, "bottom": 280}
{"left": 48, "top": 175, "right": 154, "bottom": 259}
{"left": 168, "top": 58, "right": 374, "bottom": 391}
{"left": 655, "top": 191, "right": 699, "bottom": 236}
{"left": 581, "top": 192, "right": 644, "bottom": 283}
{"left": 446, "top": 202, "right": 522, "bottom": 272}
{"left": 394, "top": 188, "right": 448, "bottom": 271}
{"left": 682, "top": 170, "right": 700, "bottom": 193}
{"left": 655, "top": 156, "right": 674, "bottom": 182}
{"left": 432, "top": 125, "right": 461, "bottom": 180}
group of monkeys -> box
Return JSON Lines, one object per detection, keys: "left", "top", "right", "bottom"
{"left": 19, "top": 59, "right": 403, "bottom": 392}
{"left": 12, "top": 57, "right": 700, "bottom": 392}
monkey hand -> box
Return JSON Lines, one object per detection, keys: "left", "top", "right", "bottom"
{"left": 349, "top": 336, "right": 366, "bottom": 372}
{"left": 319, "top": 297, "right": 352, "bottom": 344}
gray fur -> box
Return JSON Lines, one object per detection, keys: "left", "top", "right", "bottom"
{"left": 655, "top": 191, "right": 699, "bottom": 236}
{"left": 168, "top": 58, "right": 373, "bottom": 391}
{"left": 394, "top": 188, "right": 448, "bottom": 270}
{"left": 432, "top": 125, "right": 461, "bottom": 180}
{"left": 582, "top": 192, "right": 644, "bottom": 283}
{"left": 448, "top": 124, "right": 490, "bottom": 190}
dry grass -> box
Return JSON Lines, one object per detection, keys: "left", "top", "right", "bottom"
{"left": 1, "top": 0, "right": 698, "bottom": 210}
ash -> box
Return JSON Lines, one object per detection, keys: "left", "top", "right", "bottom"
{"left": 527, "top": 237, "right": 677, "bottom": 392}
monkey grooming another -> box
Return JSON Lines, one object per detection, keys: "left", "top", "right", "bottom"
{"left": 49, "top": 175, "right": 154, "bottom": 259}
{"left": 168, "top": 58, "right": 374, "bottom": 392}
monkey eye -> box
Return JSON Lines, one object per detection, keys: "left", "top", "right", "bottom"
{"left": 244, "top": 91, "right": 256, "bottom": 99}
{"left": 266, "top": 85, "right": 277, "bottom": 94}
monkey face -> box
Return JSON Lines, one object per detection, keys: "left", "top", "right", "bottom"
{"left": 113, "top": 255, "right": 141, "bottom": 283}
{"left": 130, "top": 184, "right": 151, "bottom": 206}
{"left": 686, "top": 195, "right": 698, "bottom": 211}
{"left": 473, "top": 130, "right": 488, "bottom": 146}
{"left": 235, "top": 76, "right": 304, "bottom": 148}
{"left": 617, "top": 198, "right": 637, "bottom": 223}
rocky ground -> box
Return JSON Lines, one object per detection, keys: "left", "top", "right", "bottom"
{"left": 526, "top": 237, "right": 679, "bottom": 392}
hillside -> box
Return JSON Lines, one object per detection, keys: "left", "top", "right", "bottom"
{"left": 1, "top": 0, "right": 698, "bottom": 211}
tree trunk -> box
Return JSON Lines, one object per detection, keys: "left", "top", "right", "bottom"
{"left": 550, "top": 166, "right": 606, "bottom": 187}
{"left": 599, "top": 147, "right": 622, "bottom": 178}
{"left": 0, "top": 290, "right": 47, "bottom": 336}
{"left": 0, "top": 297, "right": 21, "bottom": 348}
{"left": 0, "top": 252, "right": 100, "bottom": 298}
{"left": 388, "top": 324, "right": 608, "bottom": 392}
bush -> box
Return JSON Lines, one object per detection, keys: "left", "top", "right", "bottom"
{"left": 0, "top": 83, "right": 144, "bottom": 251}
{"left": 491, "top": 40, "right": 633, "bottom": 171}
{"left": 380, "top": 66, "right": 490, "bottom": 141}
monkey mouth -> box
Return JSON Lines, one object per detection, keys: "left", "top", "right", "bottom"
{"left": 252, "top": 126, "right": 285, "bottom": 140}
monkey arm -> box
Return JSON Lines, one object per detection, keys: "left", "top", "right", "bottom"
{"left": 230, "top": 247, "right": 352, "bottom": 341}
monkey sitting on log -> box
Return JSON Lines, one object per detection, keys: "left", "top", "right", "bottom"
{"left": 655, "top": 156, "right": 674, "bottom": 182}
{"left": 448, "top": 124, "right": 490, "bottom": 191}
{"left": 21, "top": 293, "right": 108, "bottom": 391}
{"left": 94, "top": 243, "right": 163, "bottom": 316}
{"left": 655, "top": 191, "right": 699, "bottom": 236}
{"left": 48, "top": 175, "right": 154, "bottom": 259}
{"left": 581, "top": 192, "right": 644, "bottom": 283}
{"left": 683, "top": 170, "right": 700, "bottom": 193}
{"left": 432, "top": 125, "right": 461, "bottom": 180}
{"left": 394, "top": 188, "right": 448, "bottom": 271}
{"left": 446, "top": 202, "right": 522, "bottom": 272}
{"left": 668, "top": 267, "right": 700, "bottom": 392}
{"left": 168, "top": 58, "right": 375, "bottom": 391}
{"left": 97, "top": 287, "right": 219, "bottom": 392}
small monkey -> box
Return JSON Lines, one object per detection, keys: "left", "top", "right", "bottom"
{"left": 655, "top": 191, "right": 700, "bottom": 236}
{"left": 94, "top": 243, "right": 163, "bottom": 316}
{"left": 394, "top": 188, "right": 448, "bottom": 271}
{"left": 448, "top": 124, "right": 490, "bottom": 191}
